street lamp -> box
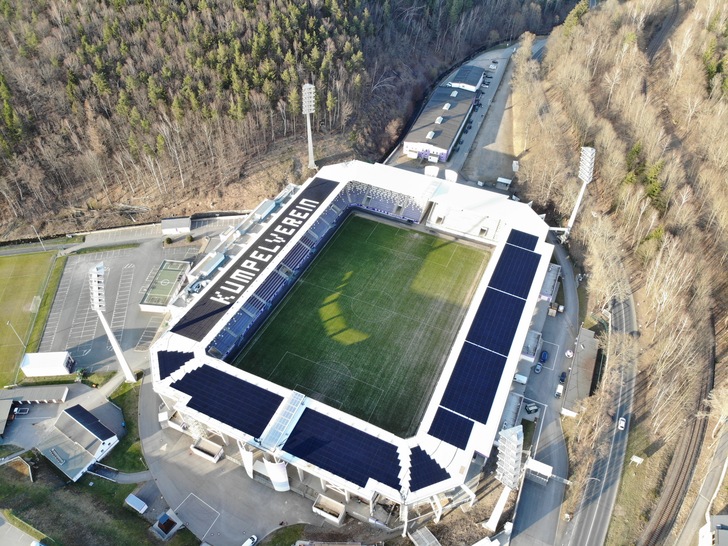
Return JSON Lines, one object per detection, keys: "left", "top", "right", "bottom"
{"left": 89, "top": 263, "right": 136, "bottom": 383}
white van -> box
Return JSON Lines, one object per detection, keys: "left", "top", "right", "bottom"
{"left": 125, "top": 493, "right": 148, "bottom": 514}
{"left": 555, "top": 385, "right": 564, "bottom": 398}
{"left": 513, "top": 374, "right": 528, "bottom": 385}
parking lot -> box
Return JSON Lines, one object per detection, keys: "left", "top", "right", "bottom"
{"left": 39, "top": 218, "right": 243, "bottom": 374}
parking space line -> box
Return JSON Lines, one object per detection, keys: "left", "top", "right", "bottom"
{"left": 39, "top": 262, "right": 77, "bottom": 352}
{"left": 135, "top": 316, "right": 163, "bottom": 351}
{"left": 107, "top": 264, "right": 134, "bottom": 350}
{"left": 541, "top": 340, "right": 560, "bottom": 371}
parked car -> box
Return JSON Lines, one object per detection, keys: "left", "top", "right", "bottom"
{"left": 534, "top": 363, "right": 543, "bottom": 374}
{"left": 242, "top": 536, "right": 258, "bottom": 546}
{"left": 539, "top": 350, "right": 549, "bottom": 364}
{"left": 13, "top": 407, "right": 29, "bottom": 415}
{"left": 559, "top": 371, "right": 567, "bottom": 384}
{"left": 525, "top": 403, "right": 539, "bottom": 414}
{"left": 618, "top": 417, "right": 627, "bottom": 431}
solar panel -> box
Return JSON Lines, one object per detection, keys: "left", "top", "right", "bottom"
{"left": 172, "top": 365, "right": 283, "bottom": 438}
{"left": 157, "top": 351, "right": 194, "bottom": 380}
{"left": 440, "top": 343, "right": 506, "bottom": 423}
{"left": 467, "top": 288, "right": 525, "bottom": 356}
{"left": 489, "top": 244, "right": 540, "bottom": 299}
{"left": 283, "top": 409, "right": 401, "bottom": 490}
{"left": 507, "top": 229, "right": 538, "bottom": 251}
{"left": 409, "top": 446, "right": 450, "bottom": 491}
{"left": 428, "top": 407, "right": 474, "bottom": 450}
{"left": 64, "top": 404, "right": 115, "bottom": 441}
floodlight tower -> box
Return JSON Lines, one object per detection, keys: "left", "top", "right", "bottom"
{"left": 551, "top": 146, "right": 596, "bottom": 242}
{"left": 89, "top": 263, "right": 135, "bottom": 383}
{"left": 302, "top": 83, "right": 318, "bottom": 170}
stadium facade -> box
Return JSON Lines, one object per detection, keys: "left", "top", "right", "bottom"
{"left": 151, "top": 160, "right": 553, "bottom": 530}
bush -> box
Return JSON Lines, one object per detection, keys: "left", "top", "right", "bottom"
{"left": 185, "top": 234, "right": 194, "bottom": 243}
{"left": 164, "top": 237, "right": 173, "bottom": 245}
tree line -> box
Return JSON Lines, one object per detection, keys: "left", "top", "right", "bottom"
{"left": 512, "top": 0, "right": 728, "bottom": 537}
{"left": 0, "top": 0, "right": 569, "bottom": 235}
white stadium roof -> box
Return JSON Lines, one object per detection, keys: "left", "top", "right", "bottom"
{"left": 151, "top": 160, "right": 553, "bottom": 507}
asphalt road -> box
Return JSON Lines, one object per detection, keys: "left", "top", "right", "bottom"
{"left": 564, "top": 292, "right": 638, "bottom": 546}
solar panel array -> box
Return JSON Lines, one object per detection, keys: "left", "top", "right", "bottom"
{"left": 172, "top": 365, "right": 283, "bottom": 438}
{"left": 428, "top": 407, "right": 474, "bottom": 450}
{"left": 409, "top": 446, "right": 450, "bottom": 491}
{"left": 488, "top": 244, "right": 541, "bottom": 300}
{"left": 157, "top": 351, "right": 194, "bottom": 380}
{"left": 507, "top": 229, "right": 538, "bottom": 251}
{"left": 440, "top": 343, "right": 507, "bottom": 422}
{"left": 467, "top": 289, "right": 526, "bottom": 356}
{"left": 430, "top": 229, "right": 543, "bottom": 443}
{"left": 283, "top": 408, "right": 401, "bottom": 490}
{"left": 65, "top": 404, "right": 115, "bottom": 441}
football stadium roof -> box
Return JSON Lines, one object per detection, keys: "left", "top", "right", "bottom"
{"left": 152, "top": 160, "right": 553, "bottom": 513}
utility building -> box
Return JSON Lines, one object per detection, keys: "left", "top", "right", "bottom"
{"left": 402, "top": 66, "right": 483, "bottom": 163}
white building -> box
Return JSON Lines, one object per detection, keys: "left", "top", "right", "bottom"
{"left": 38, "top": 404, "right": 119, "bottom": 482}
{"left": 20, "top": 351, "right": 75, "bottom": 377}
{"left": 151, "top": 160, "right": 553, "bottom": 531}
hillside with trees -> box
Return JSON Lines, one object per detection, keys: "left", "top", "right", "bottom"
{"left": 0, "top": 0, "right": 568, "bottom": 239}
{"left": 512, "top": 0, "right": 728, "bottom": 541}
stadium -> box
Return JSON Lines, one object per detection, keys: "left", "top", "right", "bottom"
{"left": 151, "top": 160, "right": 553, "bottom": 529}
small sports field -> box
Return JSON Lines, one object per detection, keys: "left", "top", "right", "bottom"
{"left": 0, "top": 252, "right": 56, "bottom": 386}
{"left": 233, "top": 214, "right": 491, "bottom": 437}
{"left": 141, "top": 260, "right": 187, "bottom": 307}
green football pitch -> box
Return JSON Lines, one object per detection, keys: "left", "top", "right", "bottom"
{"left": 233, "top": 214, "right": 491, "bottom": 437}
{"left": 0, "top": 252, "right": 56, "bottom": 386}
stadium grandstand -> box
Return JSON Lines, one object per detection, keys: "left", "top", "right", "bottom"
{"left": 151, "top": 160, "right": 553, "bottom": 532}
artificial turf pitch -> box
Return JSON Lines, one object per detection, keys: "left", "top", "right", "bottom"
{"left": 233, "top": 214, "right": 490, "bottom": 437}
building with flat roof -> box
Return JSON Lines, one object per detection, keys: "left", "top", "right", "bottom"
{"left": 151, "top": 160, "right": 553, "bottom": 533}
{"left": 20, "top": 351, "right": 75, "bottom": 377}
{"left": 402, "top": 65, "right": 484, "bottom": 163}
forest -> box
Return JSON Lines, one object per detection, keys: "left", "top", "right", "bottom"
{"left": 0, "top": 0, "right": 566, "bottom": 239}
{"left": 511, "top": 0, "right": 728, "bottom": 541}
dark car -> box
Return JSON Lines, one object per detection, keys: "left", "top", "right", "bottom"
{"left": 559, "top": 371, "right": 567, "bottom": 384}
{"left": 539, "top": 350, "right": 549, "bottom": 364}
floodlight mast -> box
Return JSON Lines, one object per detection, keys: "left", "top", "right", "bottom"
{"left": 551, "top": 146, "right": 596, "bottom": 243}
{"left": 89, "top": 263, "right": 135, "bottom": 383}
{"left": 302, "top": 83, "right": 317, "bottom": 170}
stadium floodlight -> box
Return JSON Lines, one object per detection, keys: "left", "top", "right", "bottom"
{"left": 89, "top": 263, "right": 135, "bottom": 383}
{"left": 553, "top": 146, "right": 597, "bottom": 243}
{"left": 302, "top": 83, "right": 317, "bottom": 170}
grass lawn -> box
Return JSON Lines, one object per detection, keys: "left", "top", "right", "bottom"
{"left": 0, "top": 455, "right": 197, "bottom": 546}
{"left": 0, "top": 252, "right": 57, "bottom": 387}
{"left": 102, "top": 378, "right": 146, "bottom": 472}
{"left": 234, "top": 215, "right": 490, "bottom": 437}
{"left": 260, "top": 524, "right": 305, "bottom": 545}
